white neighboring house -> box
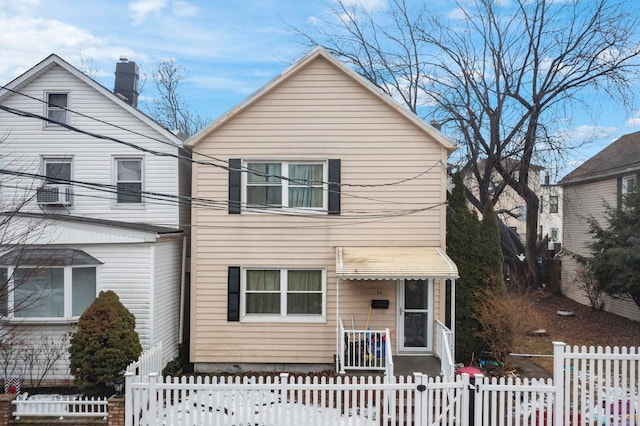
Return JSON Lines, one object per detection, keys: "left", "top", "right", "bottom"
{"left": 539, "top": 174, "right": 563, "bottom": 250}
{"left": 0, "top": 54, "right": 191, "bottom": 384}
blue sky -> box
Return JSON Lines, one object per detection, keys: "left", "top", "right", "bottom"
{"left": 1, "top": 0, "right": 639, "bottom": 179}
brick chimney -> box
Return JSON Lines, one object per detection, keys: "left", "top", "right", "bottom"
{"left": 114, "top": 57, "right": 139, "bottom": 108}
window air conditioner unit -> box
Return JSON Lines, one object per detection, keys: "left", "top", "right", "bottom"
{"left": 37, "top": 184, "right": 72, "bottom": 206}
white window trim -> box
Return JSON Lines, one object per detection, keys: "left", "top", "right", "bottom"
{"left": 3, "top": 265, "right": 98, "bottom": 323}
{"left": 549, "top": 195, "right": 559, "bottom": 214}
{"left": 43, "top": 91, "right": 70, "bottom": 129}
{"left": 112, "top": 156, "right": 145, "bottom": 208}
{"left": 242, "top": 160, "right": 328, "bottom": 214}
{"left": 240, "top": 267, "right": 326, "bottom": 323}
{"left": 622, "top": 175, "right": 637, "bottom": 195}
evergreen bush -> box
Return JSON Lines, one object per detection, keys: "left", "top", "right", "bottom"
{"left": 69, "top": 290, "right": 142, "bottom": 395}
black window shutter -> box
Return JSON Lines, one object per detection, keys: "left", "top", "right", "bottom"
{"left": 229, "top": 159, "right": 241, "bottom": 214}
{"left": 617, "top": 176, "right": 623, "bottom": 210}
{"left": 328, "top": 159, "right": 341, "bottom": 215}
{"left": 228, "top": 266, "right": 240, "bottom": 321}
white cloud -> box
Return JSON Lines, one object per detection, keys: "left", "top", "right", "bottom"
{"left": 191, "top": 75, "right": 253, "bottom": 94}
{"left": 626, "top": 111, "right": 640, "bottom": 127}
{"left": 447, "top": 7, "right": 468, "bottom": 20}
{"left": 172, "top": 1, "right": 197, "bottom": 17}
{"left": 336, "top": 0, "right": 387, "bottom": 13}
{"left": 557, "top": 125, "right": 618, "bottom": 143}
{"left": 129, "top": 0, "right": 168, "bottom": 25}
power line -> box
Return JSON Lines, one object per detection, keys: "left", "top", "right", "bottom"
{"left": 0, "top": 168, "right": 448, "bottom": 224}
{"left": 0, "top": 87, "right": 448, "bottom": 189}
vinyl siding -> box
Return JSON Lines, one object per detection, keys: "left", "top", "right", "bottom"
{"left": 562, "top": 178, "right": 640, "bottom": 321}
{"left": 190, "top": 55, "right": 450, "bottom": 365}
{"left": 153, "top": 237, "right": 183, "bottom": 362}
{"left": 0, "top": 64, "right": 183, "bottom": 228}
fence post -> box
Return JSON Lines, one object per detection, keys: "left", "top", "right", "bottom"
{"left": 124, "top": 371, "right": 134, "bottom": 426}
{"left": 148, "top": 373, "right": 158, "bottom": 426}
{"left": 108, "top": 395, "right": 126, "bottom": 426}
{"left": 553, "top": 341, "right": 566, "bottom": 426}
{"left": 413, "top": 372, "right": 426, "bottom": 425}
{"left": 0, "top": 394, "right": 17, "bottom": 426}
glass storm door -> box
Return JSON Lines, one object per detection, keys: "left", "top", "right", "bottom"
{"left": 398, "top": 279, "right": 433, "bottom": 352}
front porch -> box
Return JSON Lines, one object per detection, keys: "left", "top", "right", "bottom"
{"left": 334, "top": 246, "right": 459, "bottom": 379}
{"left": 337, "top": 316, "right": 456, "bottom": 378}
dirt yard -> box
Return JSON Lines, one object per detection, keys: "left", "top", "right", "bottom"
{"left": 511, "top": 291, "right": 640, "bottom": 376}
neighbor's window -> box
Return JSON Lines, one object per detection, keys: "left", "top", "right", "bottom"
{"left": 244, "top": 269, "right": 324, "bottom": 320}
{"left": 550, "top": 228, "right": 559, "bottom": 241}
{"left": 115, "top": 158, "right": 143, "bottom": 204}
{"left": 245, "top": 161, "right": 325, "bottom": 210}
{"left": 1, "top": 266, "right": 96, "bottom": 319}
{"left": 549, "top": 195, "right": 559, "bottom": 213}
{"left": 45, "top": 92, "right": 69, "bottom": 126}
{"left": 622, "top": 175, "right": 637, "bottom": 196}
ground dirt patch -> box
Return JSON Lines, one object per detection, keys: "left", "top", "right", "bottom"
{"left": 511, "top": 290, "right": 640, "bottom": 377}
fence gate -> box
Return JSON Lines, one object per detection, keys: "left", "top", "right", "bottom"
{"left": 474, "top": 376, "right": 556, "bottom": 426}
{"left": 413, "top": 373, "right": 470, "bottom": 426}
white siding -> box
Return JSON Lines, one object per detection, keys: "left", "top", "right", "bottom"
{"left": 152, "top": 237, "right": 183, "bottom": 362}
{"left": 190, "top": 55, "right": 451, "bottom": 366}
{"left": 0, "top": 64, "right": 183, "bottom": 228}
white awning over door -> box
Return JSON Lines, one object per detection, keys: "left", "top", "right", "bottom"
{"left": 335, "top": 246, "right": 459, "bottom": 281}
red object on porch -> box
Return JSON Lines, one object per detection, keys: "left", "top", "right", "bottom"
{"left": 455, "top": 366, "right": 483, "bottom": 376}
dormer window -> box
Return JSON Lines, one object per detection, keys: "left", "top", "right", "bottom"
{"left": 45, "top": 92, "right": 69, "bottom": 127}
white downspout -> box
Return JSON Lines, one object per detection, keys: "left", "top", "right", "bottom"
{"left": 336, "top": 247, "right": 342, "bottom": 374}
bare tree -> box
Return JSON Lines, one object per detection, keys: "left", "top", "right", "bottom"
{"left": 299, "top": 0, "right": 640, "bottom": 283}
{"left": 147, "top": 58, "right": 208, "bottom": 136}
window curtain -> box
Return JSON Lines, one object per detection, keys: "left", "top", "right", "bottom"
{"left": 289, "top": 164, "right": 323, "bottom": 208}
{"left": 287, "top": 270, "right": 322, "bottom": 314}
{"left": 246, "top": 270, "right": 280, "bottom": 313}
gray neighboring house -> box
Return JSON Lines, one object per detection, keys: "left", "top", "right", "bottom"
{"left": 559, "top": 131, "right": 640, "bottom": 321}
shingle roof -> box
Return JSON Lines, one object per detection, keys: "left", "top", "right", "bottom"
{"left": 559, "top": 131, "right": 640, "bottom": 186}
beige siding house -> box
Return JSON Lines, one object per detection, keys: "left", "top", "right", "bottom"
{"left": 559, "top": 131, "right": 640, "bottom": 321}
{"left": 187, "top": 48, "right": 458, "bottom": 373}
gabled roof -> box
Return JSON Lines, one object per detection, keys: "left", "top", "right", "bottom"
{"left": 187, "top": 47, "right": 456, "bottom": 152}
{"left": 559, "top": 131, "right": 640, "bottom": 186}
{"left": 0, "top": 54, "right": 185, "bottom": 146}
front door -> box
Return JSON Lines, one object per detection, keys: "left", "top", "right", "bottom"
{"left": 398, "top": 279, "right": 433, "bottom": 352}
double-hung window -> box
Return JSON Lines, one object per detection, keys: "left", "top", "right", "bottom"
{"left": 623, "top": 175, "right": 637, "bottom": 196}
{"left": 37, "top": 158, "right": 73, "bottom": 206}
{"left": 45, "top": 92, "right": 69, "bottom": 127}
{"left": 0, "top": 249, "right": 99, "bottom": 320}
{"left": 549, "top": 195, "right": 559, "bottom": 213}
{"left": 115, "top": 158, "right": 143, "bottom": 204}
{"left": 245, "top": 161, "right": 326, "bottom": 210}
{"left": 622, "top": 175, "right": 637, "bottom": 211}
{"left": 243, "top": 268, "right": 324, "bottom": 321}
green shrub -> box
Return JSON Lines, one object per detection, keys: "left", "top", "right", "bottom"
{"left": 69, "top": 290, "right": 142, "bottom": 395}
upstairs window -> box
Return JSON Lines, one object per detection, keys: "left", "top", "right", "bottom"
{"left": 622, "top": 175, "right": 637, "bottom": 211}
{"left": 622, "top": 175, "right": 637, "bottom": 196}
{"left": 115, "top": 158, "right": 143, "bottom": 204}
{"left": 37, "top": 158, "right": 72, "bottom": 206}
{"left": 245, "top": 162, "right": 325, "bottom": 210}
{"left": 45, "top": 92, "right": 69, "bottom": 127}
{"left": 549, "top": 195, "right": 559, "bottom": 213}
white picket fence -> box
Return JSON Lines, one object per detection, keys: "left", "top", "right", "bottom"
{"left": 125, "top": 373, "right": 471, "bottom": 426}
{"left": 125, "top": 341, "right": 640, "bottom": 426}
{"left": 125, "top": 341, "right": 164, "bottom": 377}
{"left": 12, "top": 393, "right": 108, "bottom": 419}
